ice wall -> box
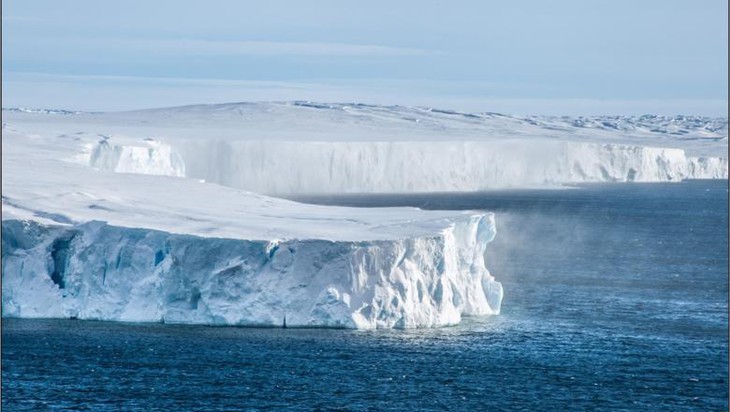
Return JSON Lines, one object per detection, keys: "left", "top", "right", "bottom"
{"left": 3, "top": 104, "right": 727, "bottom": 330}
{"left": 89, "top": 138, "right": 185, "bottom": 177}
{"left": 2, "top": 215, "right": 502, "bottom": 329}
{"left": 167, "top": 139, "right": 728, "bottom": 194}
{"left": 688, "top": 156, "right": 729, "bottom": 179}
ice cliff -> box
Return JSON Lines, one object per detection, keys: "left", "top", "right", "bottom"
{"left": 173, "top": 140, "right": 726, "bottom": 194}
{"left": 2, "top": 102, "right": 728, "bottom": 328}
{"left": 6, "top": 102, "right": 725, "bottom": 194}
{"left": 2, "top": 119, "right": 503, "bottom": 328}
{"left": 89, "top": 137, "right": 185, "bottom": 177}
{"left": 2, "top": 214, "right": 501, "bottom": 328}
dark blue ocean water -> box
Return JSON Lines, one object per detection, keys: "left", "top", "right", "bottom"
{"left": 3, "top": 180, "right": 728, "bottom": 411}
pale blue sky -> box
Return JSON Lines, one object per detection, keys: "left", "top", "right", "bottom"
{"left": 2, "top": 0, "right": 727, "bottom": 115}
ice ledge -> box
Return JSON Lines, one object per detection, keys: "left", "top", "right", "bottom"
{"left": 89, "top": 137, "right": 185, "bottom": 177}
{"left": 2, "top": 215, "right": 502, "bottom": 329}
{"left": 87, "top": 137, "right": 728, "bottom": 194}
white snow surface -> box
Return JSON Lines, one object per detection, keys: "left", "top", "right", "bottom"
{"left": 2, "top": 107, "right": 505, "bottom": 328}
{"left": 2, "top": 102, "right": 727, "bottom": 328}
{"left": 3, "top": 102, "right": 727, "bottom": 194}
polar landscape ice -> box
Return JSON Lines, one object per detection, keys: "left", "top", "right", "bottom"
{"left": 2, "top": 102, "right": 728, "bottom": 328}
{"left": 5, "top": 103, "right": 727, "bottom": 193}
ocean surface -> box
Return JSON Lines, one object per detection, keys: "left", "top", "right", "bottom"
{"left": 3, "top": 180, "right": 728, "bottom": 411}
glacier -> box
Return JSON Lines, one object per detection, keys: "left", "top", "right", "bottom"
{"left": 2, "top": 102, "right": 728, "bottom": 328}
{"left": 172, "top": 140, "right": 726, "bottom": 194}
{"left": 2, "top": 215, "right": 501, "bottom": 329}
{"left": 1, "top": 117, "right": 503, "bottom": 328}
{"left": 5, "top": 102, "right": 726, "bottom": 194}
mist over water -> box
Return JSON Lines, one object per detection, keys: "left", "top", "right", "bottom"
{"left": 4, "top": 180, "right": 728, "bottom": 411}
{"left": 301, "top": 180, "right": 729, "bottom": 407}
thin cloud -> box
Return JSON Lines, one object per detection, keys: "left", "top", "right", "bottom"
{"left": 22, "top": 37, "right": 441, "bottom": 57}
{"left": 1, "top": 15, "right": 49, "bottom": 22}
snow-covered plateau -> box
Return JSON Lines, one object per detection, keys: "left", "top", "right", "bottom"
{"left": 2, "top": 102, "right": 728, "bottom": 328}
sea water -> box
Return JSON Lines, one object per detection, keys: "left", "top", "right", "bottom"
{"left": 3, "top": 180, "right": 727, "bottom": 411}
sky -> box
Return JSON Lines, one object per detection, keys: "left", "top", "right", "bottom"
{"left": 2, "top": 0, "right": 728, "bottom": 115}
